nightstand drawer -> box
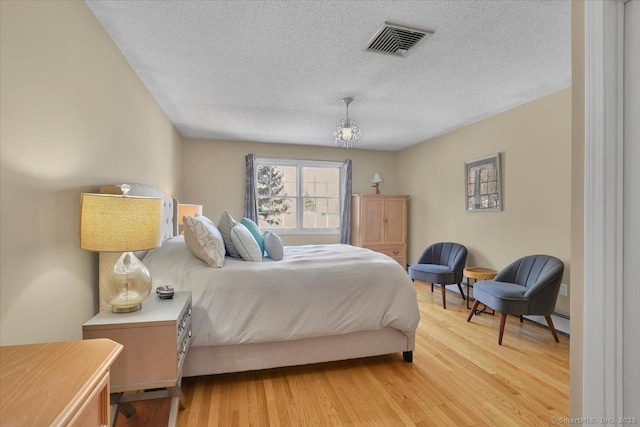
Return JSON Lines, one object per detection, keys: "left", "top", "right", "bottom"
{"left": 177, "top": 301, "right": 191, "bottom": 341}
{"left": 176, "top": 300, "right": 192, "bottom": 371}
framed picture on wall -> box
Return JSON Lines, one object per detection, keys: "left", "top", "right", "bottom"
{"left": 465, "top": 153, "right": 502, "bottom": 212}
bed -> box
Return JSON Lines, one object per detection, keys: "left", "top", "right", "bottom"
{"left": 98, "top": 184, "right": 420, "bottom": 377}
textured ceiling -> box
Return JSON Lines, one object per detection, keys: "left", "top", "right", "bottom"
{"left": 85, "top": 1, "right": 570, "bottom": 151}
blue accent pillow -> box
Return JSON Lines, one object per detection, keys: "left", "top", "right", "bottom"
{"left": 240, "top": 217, "right": 264, "bottom": 254}
{"left": 263, "top": 231, "right": 284, "bottom": 261}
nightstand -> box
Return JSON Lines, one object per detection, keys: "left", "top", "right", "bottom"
{"left": 83, "top": 291, "right": 192, "bottom": 425}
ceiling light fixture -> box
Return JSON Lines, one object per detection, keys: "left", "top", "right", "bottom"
{"left": 334, "top": 98, "right": 361, "bottom": 149}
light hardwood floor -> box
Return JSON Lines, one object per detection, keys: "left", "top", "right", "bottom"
{"left": 172, "top": 280, "right": 569, "bottom": 426}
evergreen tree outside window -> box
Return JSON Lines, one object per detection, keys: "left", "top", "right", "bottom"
{"left": 255, "top": 158, "right": 343, "bottom": 234}
{"left": 256, "top": 164, "right": 296, "bottom": 226}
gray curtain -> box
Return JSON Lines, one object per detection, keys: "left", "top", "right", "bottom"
{"left": 244, "top": 154, "right": 258, "bottom": 221}
{"left": 340, "top": 159, "right": 352, "bottom": 244}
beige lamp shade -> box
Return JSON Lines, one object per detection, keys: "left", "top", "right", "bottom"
{"left": 79, "top": 193, "right": 163, "bottom": 252}
{"left": 178, "top": 203, "right": 203, "bottom": 225}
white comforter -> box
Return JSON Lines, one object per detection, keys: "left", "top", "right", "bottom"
{"left": 143, "top": 237, "right": 420, "bottom": 348}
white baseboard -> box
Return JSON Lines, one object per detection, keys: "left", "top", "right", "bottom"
{"left": 444, "top": 284, "right": 570, "bottom": 335}
{"left": 523, "top": 314, "right": 570, "bottom": 335}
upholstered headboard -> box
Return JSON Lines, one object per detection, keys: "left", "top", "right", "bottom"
{"left": 97, "top": 184, "right": 178, "bottom": 311}
{"left": 100, "top": 184, "right": 178, "bottom": 239}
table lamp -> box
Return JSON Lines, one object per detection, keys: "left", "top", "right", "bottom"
{"left": 372, "top": 172, "right": 384, "bottom": 194}
{"left": 178, "top": 203, "right": 203, "bottom": 235}
{"left": 80, "top": 185, "right": 163, "bottom": 313}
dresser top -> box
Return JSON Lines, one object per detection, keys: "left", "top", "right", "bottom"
{"left": 83, "top": 291, "right": 191, "bottom": 328}
{"left": 0, "top": 339, "right": 122, "bottom": 426}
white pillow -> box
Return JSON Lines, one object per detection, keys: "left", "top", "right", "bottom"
{"left": 183, "top": 215, "right": 225, "bottom": 268}
{"left": 263, "top": 231, "right": 284, "bottom": 261}
{"left": 218, "top": 211, "right": 240, "bottom": 258}
{"left": 231, "top": 223, "right": 263, "bottom": 262}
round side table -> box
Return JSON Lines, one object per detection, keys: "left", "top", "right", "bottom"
{"left": 463, "top": 267, "right": 497, "bottom": 310}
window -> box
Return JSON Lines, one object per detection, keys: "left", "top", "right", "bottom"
{"left": 255, "top": 157, "right": 343, "bottom": 234}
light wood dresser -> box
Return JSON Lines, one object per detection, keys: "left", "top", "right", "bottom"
{"left": 351, "top": 194, "right": 408, "bottom": 267}
{"left": 0, "top": 338, "right": 122, "bottom": 427}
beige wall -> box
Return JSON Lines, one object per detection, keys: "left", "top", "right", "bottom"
{"left": 181, "top": 139, "right": 398, "bottom": 246}
{"left": 0, "top": 1, "right": 182, "bottom": 345}
{"left": 570, "top": 0, "right": 584, "bottom": 419}
{"left": 397, "top": 88, "right": 572, "bottom": 314}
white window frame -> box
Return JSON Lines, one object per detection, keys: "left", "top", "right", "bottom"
{"left": 255, "top": 157, "right": 344, "bottom": 235}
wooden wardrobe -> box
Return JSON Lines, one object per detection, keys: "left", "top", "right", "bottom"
{"left": 350, "top": 194, "right": 408, "bottom": 267}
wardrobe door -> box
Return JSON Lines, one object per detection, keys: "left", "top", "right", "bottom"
{"left": 361, "top": 197, "right": 385, "bottom": 246}
{"left": 384, "top": 197, "right": 407, "bottom": 245}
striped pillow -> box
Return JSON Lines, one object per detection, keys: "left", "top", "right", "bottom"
{"left": 218, "top": 211, "right": 240, "bottom": 258}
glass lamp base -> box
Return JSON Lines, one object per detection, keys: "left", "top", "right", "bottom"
{"left": 101, "top": 252, "right": 152, "bottom": 313}
{"left": 112, "top": 303, "right": 142, "bottom": 313}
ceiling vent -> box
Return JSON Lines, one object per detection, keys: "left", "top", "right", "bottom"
{"left": 366, "top": 22, "right": 434, "bottom": 57}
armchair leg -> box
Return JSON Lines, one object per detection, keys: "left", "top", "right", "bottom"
{"left": 456, "top": 282, "right": 466, "bottom": 301}
{"left": 498, "top": 313, "right": 507, "bottom": 345}
{"left": 431, "top": 283, "right": 434, "bottom": 293}
{"left": 467, "top": 300, "right": 480, "bottom": 322}
{"left": 441, "top": 284, "right": 447, "bottom": 309}
{"left": 545, "top": 315, "right": 560, "bottom": 342}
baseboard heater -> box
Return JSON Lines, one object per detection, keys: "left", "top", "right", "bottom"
{"left": 524, "top": 312, "right": 570, "bottom": 336}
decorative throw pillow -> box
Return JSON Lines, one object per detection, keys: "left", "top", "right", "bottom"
{"left": 231, "top": 223, "right": 263, "bottom": 262}
{"left": 263, "top": 231, "right": 284, "bottom": 261}
{"left": 195, "top": 213, "right": 214, "bottom": 225}
{"left": 183, "top": 215, "right": 225, "bottom": 268}
{"left": 218, "top": 211, "right": 240, "bottom": 258}
{"left": 240, "top": 217, "right": 264, "bottom": 254}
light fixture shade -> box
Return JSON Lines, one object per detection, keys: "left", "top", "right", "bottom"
{"left": 334, "top": 98, "right": 361, "bottom": 149}
{"left": 178, "top": 204, "right": 203, "bottom": 225}
{"left": 80, "top": 193, "right": 163, "bottom": 252}
{"left": 372, "top": 172, "right": 384, "bottom": 184}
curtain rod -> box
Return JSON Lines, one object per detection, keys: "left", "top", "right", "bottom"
{"left": 251, "top": 154, "right": 351, "bottom": 163}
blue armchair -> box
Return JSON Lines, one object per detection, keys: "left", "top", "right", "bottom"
{"left": 408, "top": 242, "right": 468, "bottom": 309}
{"left": 467, "top": 254, "right": 564, "bottom": 345}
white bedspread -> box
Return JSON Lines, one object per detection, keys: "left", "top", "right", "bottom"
{"left": 143, "top": 237, "right": 420, "bottom": 348}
